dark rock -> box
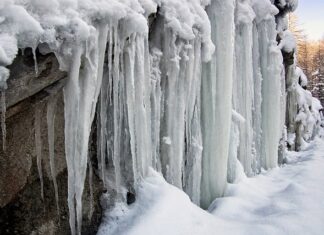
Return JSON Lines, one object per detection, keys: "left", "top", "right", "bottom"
{"left": 0, "top": 52, "right": 103, "bottom": 234}
{"left": 126, "top": 191, "right": 136, "bottom": 205}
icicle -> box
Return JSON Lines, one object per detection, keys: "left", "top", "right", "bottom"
{"left": 125, "top": 34, "right": 138, "bottom": 185}
{"left": 158, "top": 29, "right": 186, "bottom": 189}
{"left": 258, "top": 19, "right": 283, "bottom": 169}
{"left": 35, "top": 105, "right": 44, "bottom": 201}
{"left": 149, "top": 47, "right": 163, "bottom": 172}
{"left": 64, "top": 46, "right": 82, "bottom": 235}
{"left": 112, "top": 26, "right": 122, "bottom": 196}
{"left": 46, "top": 93, "right": 59, "bottom": 214}
{"left": 227, "top": 120, "right": 240, "bottom": 183}
{"left": 97, "top": 24, "right": 110, "bottom": 189}
{"left": 124, "top": 33, "right": 152, "bottom": 186}
{"left": 32, "top": 46, "right": 39, "bottom": 77}
{"left": 1, "top": 90, "right": 6, "bottom": 152}
{"left": 252, "top": 22, "right": 263, "bottom": 173}
{"left": 200, "top": 0, "right": 236, "bottom": 208}
{"left": 64, "top": 24, "right": 107, "bottom": 235}
{"left": 182, "top": 37, "right": 203, "bottom": 205}
{"left": 234, "top": 0, "right": 255, "bottom": 176}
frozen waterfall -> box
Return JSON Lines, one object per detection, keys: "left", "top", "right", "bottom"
{"left": 1, "top": 0, "right": 322, "bottom": 234}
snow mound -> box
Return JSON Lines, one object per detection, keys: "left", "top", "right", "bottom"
{"left": 98, "top": 169, "right": 233, "bottom": 235}
{"left": 99, "top": 141, "right": 324, "bottom": 235}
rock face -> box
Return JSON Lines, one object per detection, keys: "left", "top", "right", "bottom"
{"left": 0, "top": 50, "right": 102, "bottom": 234}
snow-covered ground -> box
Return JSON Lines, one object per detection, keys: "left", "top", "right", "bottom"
{"left": 98, "top": 137, "right": 324, "bottom": 235}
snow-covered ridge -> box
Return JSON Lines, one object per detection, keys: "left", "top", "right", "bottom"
{"left": 0, "top": 0, "right": 213, "bottom": 73}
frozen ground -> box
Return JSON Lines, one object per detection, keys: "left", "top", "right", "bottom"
{"left": 98, "top": 137, "right": 324, "bottom": 235}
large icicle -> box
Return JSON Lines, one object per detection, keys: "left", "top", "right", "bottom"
{"left": 46, "top": 93, "right": 59, "bottom": 213}
{"left": 97, "top": 24, "right": 110, "bottom": 190}
{"left": 159, "top": 29, "right": 187, "bottom": 189}
{"left": 124, "top": 33, "right": 152, "bottom": 184}
{"left": 149, "top": 17, "right": 202, "bottom": 192}
{"left": 149, "top": 48, "right": 163, "bottom": 172}
{"left": 200, "top": 0, "right": 236, "bottom": 208}
{"left": 253, "top": 0, "right": 283, "bottom": 169}
{"left": 233, "top": 0, "right": 256, "bottom": 176}
{"left": 251, "top": 21, "right": 263, "bottom": 173}
{"left": 183, "top": 36, "right": 203, "bottom": 205}
{"left": 97, "top": 19, "right": 152, "bottom": 201}
{"left": 64, "top": 24, "right": 107, "bottom": 235}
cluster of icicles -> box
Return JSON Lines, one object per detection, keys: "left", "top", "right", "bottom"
{"left": 65, "top": 1, "right": 281, "bottom": 233}
{"left": 1, "top": 0, "right": 322, "bottom": 234}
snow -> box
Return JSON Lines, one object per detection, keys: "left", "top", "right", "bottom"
{"left": 296, "top": 67, "right": 307, "bottom": 87}
{"left": 0, "top": 34, "right": 18, "bottom": 66}
{"left": 251, "top": 0, "right": 279, "bottom": 23}
{"left": 99, "top": 137, "right": 324, "bottom": 235}
{"left": 236, "top": 0, "right": 255, "bottom": 24}
{"left": 278, "top": 30, "right": 296, "bottom": 53}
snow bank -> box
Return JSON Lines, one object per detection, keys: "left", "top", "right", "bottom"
{"left": 98, "top": 169, "right": 237, "bottom": 235}
{"left": 99, "top": 139, "right": 324, "bottom": 235}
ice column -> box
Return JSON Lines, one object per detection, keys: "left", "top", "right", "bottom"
{"left": 257, "top": 17, "right": 283, "bottom": 169}
{"left": 233, "top": 0, "right": 255, "bottom": 176}
{"left": 64, "top": 24, "right": 107, "bottom": 235}
{"left": 149, "top": 48, "right": 163, "bottom": 172}
{"left": 148, "top": 12, "right": 205, "bottom": 201}
{"left": 124, "top": 34, "right": 152, "bottom": 184}
{"left": 183, "top": 36, "right": 203, "bottom": 205}
{"left": 158, "top": 29, "right": 187, "bottom": 189}
{"left": 46, "top": 93, "right": 60, "bottom": 213}
{"left": 200, "top": 0, "right": 235, "bottom": 208}
{"left": 251, "top": 22, "right": 263, "bottom": 172}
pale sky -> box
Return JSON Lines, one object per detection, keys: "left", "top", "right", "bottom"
{"left": 295, "top": 0, "right": 324, "bottom": 40}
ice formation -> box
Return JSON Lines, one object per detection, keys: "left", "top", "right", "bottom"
{"left": 200, "top": 0, "right": 235, "bottom": 208}
{"left": 47, "top": 92, "right": 60, "bottom": 213}
{"left": 232, "top": 0, "right": 255, "bottom": 176}
{"left": 1, "top": 0, "right": 323, "bottom": 234}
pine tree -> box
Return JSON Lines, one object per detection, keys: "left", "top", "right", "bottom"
{"left": 310, "top": 39, "right": 324, "bottom": 104}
